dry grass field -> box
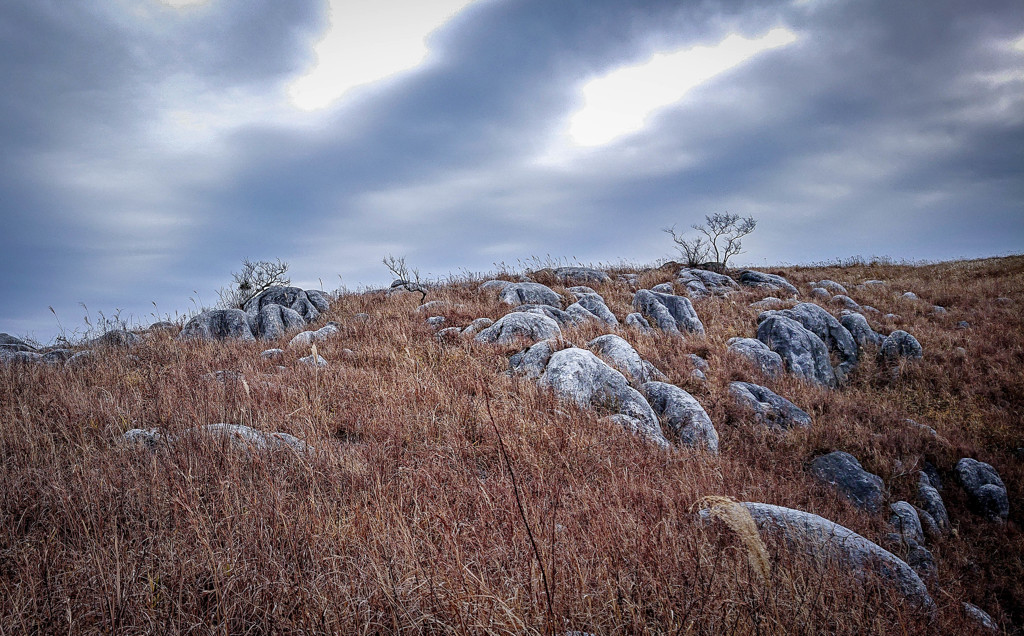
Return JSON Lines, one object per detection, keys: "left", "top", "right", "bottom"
{"left": 1, "top": 255, "right": 1022, "bottom": 634}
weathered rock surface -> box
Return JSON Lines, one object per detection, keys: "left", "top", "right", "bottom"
{"left": 65, "top": 350, "right": 96, "bottom": 368}
{"left": 0, "top": 333, "right": 35, "bottom": 350}
{"left": 956, "top": 458, "right": 1009, "bottom": 521}
{"left": 676, "top": 268, "right": 739, "bottom": 299}
{"left": 625, "top": 312, "right": 653, "bottom": 332}
{"left": 566, "top": 293, "right": 618, "bottom": 326}
{"left": 749, "top": 296, "right": 786, "bottom": 310}
{"left": 809, "top": 287, "right": 831, "bottom": 301}
{"left": 642, "top": 381, "right": 718, "bottom": 452}
{"left": 254, "top": 303, "right": 307, "bottom": 341}
{"left": 178, "top": 309, "right": 255, "bottom": 342}
{"left": 632, "top": 290, "right": 704, "bottom": 336}
{"left": 551, "top": 266, "right": 610, "bottom": 284}
{"left": 717, "top": 503, "right": 933, "bottom": 609}
{"left": 963, "top": 603, "right": 999, "bottom": 632}
{"left": 727, "top": 337, "right": 784, "bottom": 377}
{"left": 840, "top": 312, "right": 885, "bottom": 348}
{"left": 499, "top": 282, "right": 562, "bottom": 308}
{"left": 474, "top": 312, "right": 561, "bottom": 345}
{"left": 739, "top": 271, "right": 798, "bottom": 296}
{"left": 761, "top": 303, "right": 858, "bottom": 379}
{"left": 831, "top": 295, "right": 861, "bottom": 311}
{"left": 811, "top": 280, "right": 848, "bottom": 295}
{"left": 517, "top": 304, "right": 575, "bottom": 326}
{"left": 729, "top": 382, "right": 811, "bottom": 429}
{"left": 202, "top": 423, "right": 309, "bottom": 452}
{"left": 917, "top": 472, "right": 950, "bottom": 534}
{"left": 299, "top": 353, "right": 329, "bottom": 367}
{"left": 244, "top": 286, "right": 329, "bottom": 323}
{"left": 260, "top": 348, "right": 285, "bottom": 360}
{"left": 460, "top": 317, "right": 494, "bottom": 337}
{"left": 689, "top": 354, "right": 709, "bottom": 382}
{"left": 89, "top": 329, "right": 143, "bottom": 348}
{"left": 509, "top": 339, "right": 557, "bottom": 379}
{"left": 538, "top": 348, "right": 668, "bottom": 448}
{"left": 479, "top": 279, "right": 512, "bottom": 293}
{"left": 567, "top": 285, "right": 597, "bottom": 297}
{"left": 810, "top": 451, "right": 884, "bottom": 512}
{"left": 588, "top": 334, "right": 664, "bottom": 384}
{"left": 880, "top": 330, "right": 923, "bottom": 361}
{"left": 288, "top": 323, "right": 341, "bottom": 349}
{"left": 889, "top": 501, "right": 926, "bottom": 545}
{"left": 123, "top": 428, "right": 165, "bottom": 449}
{"left": 756, "top": 315, "right": 836, "bottom": 387}
{"left": 650, "top": 282, "right": 674, "bottom": 294}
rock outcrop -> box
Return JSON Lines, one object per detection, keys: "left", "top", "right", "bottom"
{"left": 632, "top": 290, "right": 705, "bottom": 336}
{"left": 499, "top": 282, "right": 562, "bottom": 308}
{"left": 642, "top": 381, "right": 718, "bottom": 452}
{"left": 727, "top": 337, "right": 784, "bottom": 377}
{"left": 756, "top": 315, "right": 836, "bottom": 387}
{"left": 810, "top": 451, "right": 884, "bottom": 512}
{"left": 474, "top": 312, "right": 561, "bottom": 346}
{"left": 955, "top": 458, "right": 1009, "bottom": 521}
{"left": 178, "top": 309, "right": 255, "bottom": 342}
{"left": 729, "top": 382, "right": 811, "bottom": 429}
{"left": 739, "top": 271, "right": 798, "bottom": 296}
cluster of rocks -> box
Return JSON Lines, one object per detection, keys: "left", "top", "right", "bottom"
{"left": 123, "top": 422, "right": 310, "bottom": 454}
{"left": 178, "top": 286, "right": 331, "bottom": 342}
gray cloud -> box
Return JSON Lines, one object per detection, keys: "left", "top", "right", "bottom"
{"left": 1, "top": 0, "right": 1021, "bottom": 341}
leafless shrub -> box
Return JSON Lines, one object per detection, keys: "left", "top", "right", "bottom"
{"left": 217, "top": 258, "right": 291, "bottom": 309}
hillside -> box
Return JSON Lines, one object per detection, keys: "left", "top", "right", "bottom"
{"left": 2, "top": 255, "right": 1023, "bottom": 634}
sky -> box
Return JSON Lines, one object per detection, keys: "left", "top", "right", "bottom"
{"left": 1, "top": 0, "right": 1022, "bottom": 342}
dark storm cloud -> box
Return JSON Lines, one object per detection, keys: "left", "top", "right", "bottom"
{"left": 0, "top": 0, "right": 1021, "bottom": 340}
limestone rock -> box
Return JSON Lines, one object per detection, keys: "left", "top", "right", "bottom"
{"left": 889, "top": 501, "right": 926, "bottom": 545}
{"left": 566, "top": 293, "right": 618, "bottom": 326}
{"left": 756, "top": 315, "right": 836, "bottom": 387}
{"left": 479, "top": 279, "right": 513, "bottom": 293}
{"left": 880, "top": 330, "right": 923, "bottom": 361}
{"left": 632, "top": 290, "right": 705, "bottom": 336}
{"left": 551, "top": 266, "right": 610, "bottom": 284}
{"left": 840, "top": 312, "right": 885, "bottom": 349}
{"left": 727, "top": 337, "right": 784, "bottom": 377}
{"left": 89, "top": 329, "right": 143, "bottom": 348}
{"left": 810, "top": 451, "right": 884, "bottom": 512}
{"left": 625, "top": 312, "right": 653, "bottom": 332}
{"left": 474, "top": 312, "right": 561, "bottom": 346}
{"left": 917, "top": 472, "right": 950, "bottom": 534}
{"left": 676, "top": 268, "right": 739, "bottom": 299}
{"left": 509, "top": 339, "right": 557, "bottom": 379}
{"left": 178, "top": 309, "right": 255, "bottom": 342}
{"left": 955, "top": 458, "right": 1009, "bottom": 521}
{"left": 811, "top": 280, "right": 848, "bottom": 295}
{"left": 962, "top": 603, "right": 999, "bottom": 632}
{"left": 539, "top": 348, "right": 668, "bottom": 448}
{"left": 254, "top": 303, "right": 306, "bottom": 341}
{"left": 244, "top": 286, "right": 329, "bottom": 323}
{"left": 499, "top": 282, "right": 562, "bottom": 308}
{"left": 460, "top": 317, "right": 494, "bottom": 338}
{"left": 201, "top": 423, "right": 309, "bottom": 453}
{"left": 588, "top": 334, "right": 665, "bottom": 384}
{"left": 761, "top": 303, "right": 858, "bottom": 379}
{"left": 729, "top": 381, "right": 811, "bottom": 429}
{"left": 738, "top": 271, "right": 798, "bottom": 296}
{"left": 642, "top": 381, "right": 718, "bottom": 452}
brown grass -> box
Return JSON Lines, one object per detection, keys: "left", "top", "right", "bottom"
{"left": 1, "top": 255, "right": 1022, "bottom": 633}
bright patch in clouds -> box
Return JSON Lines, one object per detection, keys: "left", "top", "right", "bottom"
{"left": 289, "top": 0, "right": 478, "bottom": 111}
{"left": 568, "top": 27, "right": 798, "bottom": 146}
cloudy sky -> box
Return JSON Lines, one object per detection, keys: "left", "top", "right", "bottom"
{"left": 2, "top": 0, "right": 1022, "bottom": 341}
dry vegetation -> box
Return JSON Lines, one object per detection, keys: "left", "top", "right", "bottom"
{"left": 2, "top": 255, "right": 1023, "bottom": 634}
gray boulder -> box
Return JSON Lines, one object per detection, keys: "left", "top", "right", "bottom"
{"left": 831, "top": 295, "right": 861, "bottom": 311}
{"left": 178, "top": 309, "right": 255, "bottom": 342}
{"left": 750, "top": 296, "right": 786, "bottom": 310}
{"left": 201, "top": 423, "right": 309, "bottom": 453}
{"left": 716, "top": 503, "right": 933, "bottom": 609}
{"left": 474, "top": 312, "right": 561, "bottom": 346}
{"left": 588, "top": 334, "right": 665, "bottom": 384}
{"left": 917, "top": 472, "right": 950, "bottom": 534}
{"left": 254, "top": 303, "right": 307, "bottom": 341}
{"left": 625, "top": 312, "right": 653, "bottom": 332}
{"left": 425, "top": 316, "right": 446, "bottom": 328}
{"left": 880, "top": 330, "right": 923, "bottom": 361}
{"left": 65, "top": 350, "right": 96, "bottom": 368}
{"left": 0, "top": 350, "right": 43, "bottom": 364}
{"left": 729, "top": 381, "right": 811, "bottom": 429}
{"left": 650, "top": 282, "right": 674, "bottom": 294}
{"left": 889, "top": 501, "right": 926, "bottom": 545}
{"left": 539, "top": 348, "right": 668, "bottom": 448}
{"left": 479, "top": 279, "right": 513, "bottom": 293}
{"left": 863, "top": 280, "right": 886, "bottom": 287}
{"left": 552, "top": 266, "right": 610, "bottom": 284}
{"left": 89, "top": 329, "right": 143, "bottom": 348}
{"left": 632, "top": 290, "right": 705, "bottom": 336}
{"left": 566, "top": 293, "right": 618, "bottom": 326}
{"left": 299, "top": 353, "right": 329, "bottom": 367}
{"left": 288, "top": 323, "right": 341, "bottom": 349}
{"left": 739, "top": 270, "right": 798, "bottom": 296}
{"left": 509, "top": 339, "right": 558, "bottom": 379}
{"left": 676, "top": 268, "right": 739, "bottom": 299}
{"left": 756, "top": 315, "right": 836, "bottom": 387}
{"left": 812, "top": 280, "right": 848, "bottom": 295}
{"left": 689, "top": 354, "right": 709, "bottom": 382}
{"left": 260, "top": 348, "right": 285, "bottom": 360}
{"left": 762, "top": 303, "right": 858, "bottom": 379}
{"left": 840, "top": 312, "right": 885, "bottom": 349}
{"left": 955, "top": 458, "right": 1009, "bottom": 521}
{"left": 244, "top": 286, "right": 329, "bottom": 323}
{"left": 642, "top": 381, "right": 718, "bottom": 452}
{"left": 809, "top": 287, "right": 830, "bottom": 301}
{"left": 963, "top": 603, "right": 999, "bottom": 632}
{"left": 727, "top": 337, "right": 784, "bottom": 377}
{"left": 902, "top": 291, "right": 919, "bottom": 301}
{"left": 499, "top": 282, "right": 562, "bottom": 308}
{"left": 0, "top": 333, "right": 35, "bottom": 350}
{"left": 567, "top": 285, "right": 597, "bottom": 297}
{"left": 41, "top": 349, "right": 73, "bottom": 364}
{"left": 460, "top": 317, "right": 494, "bottom": 338}
{"left": 518, "top": 304, "right": 575, "bottom": 326}
{"left": 123, "top": 428, "right": 165, "bottom": 449}
{"left": 810, "top": 451, "right": 884, "bottom": 512}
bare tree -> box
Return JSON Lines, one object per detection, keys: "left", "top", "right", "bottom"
{"left": 664, "top": 225, "right": 711, "bottom": 267}
{"left": 694, "top": 213, "right": 757, "bottom": 267}
{"left": 383, "top": 254, "right": 427, "bottom": 302}
{"left": 217, "top": 258, "right": 290, "bottom": 309}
